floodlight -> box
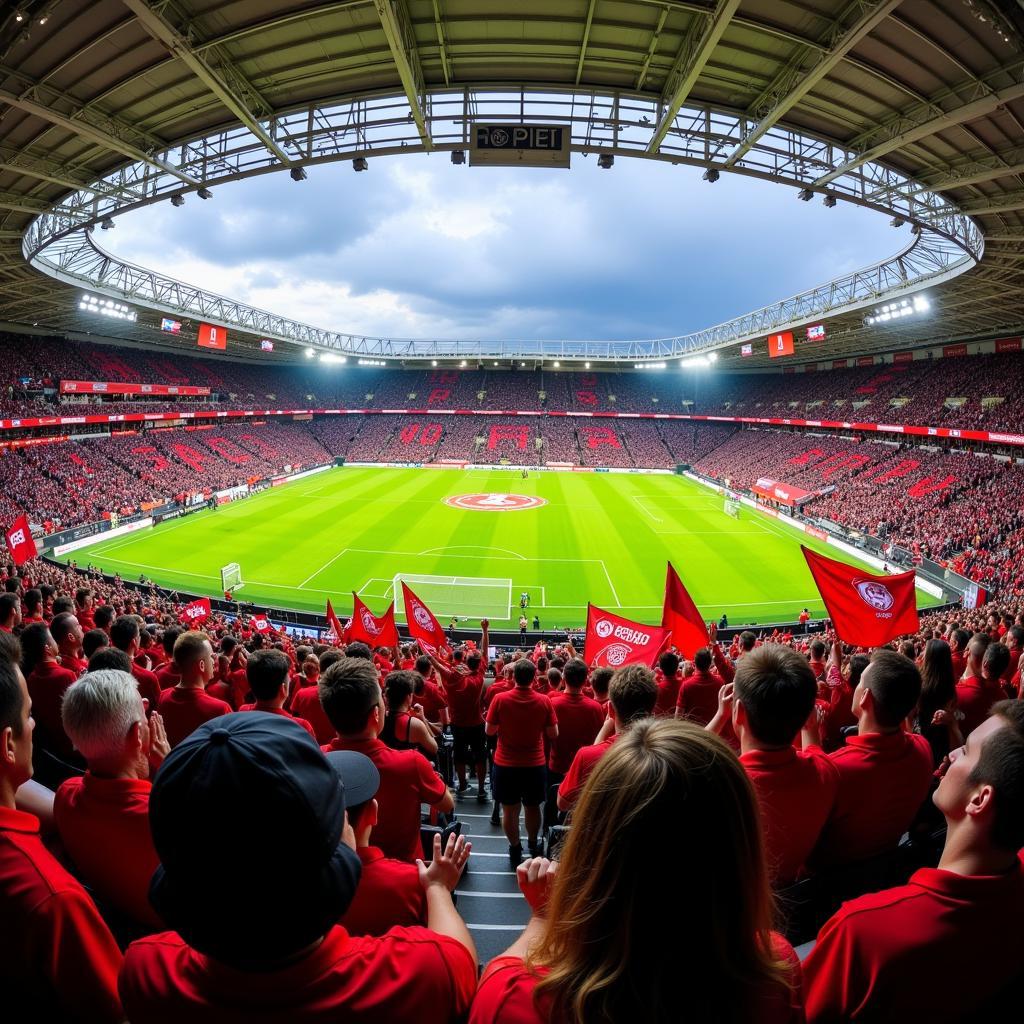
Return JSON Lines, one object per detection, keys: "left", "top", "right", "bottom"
{"left": 702, "top": 168, "right": 720, "bottom": 183}
{"left": 431, "top": 360, "right": 437, "bottom": 366}
{"left": 797, "top": 189, "right": 813, "bottom": 201}
{"left": 451, "top": 151, "right": 465, "bottom": 165}
{"left": 170, "top": 194, "right": 185, "bottom": 207}
{"left": 890, "top": 216, "right": 905, "bottom": 228}
{"left": 553, "top": 361, "right": 560, "bottom": 368}
{"left": 598, "top": 153, "right": 614, "bottom": 169}
{"left": 197, "top": 187, "right": 212, "bottom": 199}
{"left": 100, "top": 217, "right": 114, "bottom": 230}
{"left": 708, "top": 352, "right": 718, "bottom": 362}
{"left": 305, "top": 348, "right": 316, "bottom": 358}
{"left": 353, "top": 157, "right": 368, "bottom": 172}
{"left": 290, "top": 167, "right": 308, "bottom": 181}
{"left": 823, "top": 195, "right": 837, "bottom": 208}
{"left": 459, "top": 360, "right": 467, "bottom": 367}
{"left": 584, "top": 362, "right": 590, "bottom": 369}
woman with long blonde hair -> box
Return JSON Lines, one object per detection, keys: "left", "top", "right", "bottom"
{"left": 470, "top": 717, "right": 803, "bottom": 1024}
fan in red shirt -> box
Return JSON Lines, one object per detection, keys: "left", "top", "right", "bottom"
{"left": 652, "top": 650, "right": 686, "bottom": 717}
{"left": 956, "top": 636, "right": 1010, "bottom": 738}
{"left": 804, "top": 701, "right": 1024, "bottom": 1023}
{"left": 486, "top": 658, "right": 558, "bottom": 867}
{"left": 413, "top": 654, "right": 450, "bottom": 731}
{"left": 157, "top": 631, "right": 231, "bottom": 747}
{"left": 0, "top": 655, "right": 125, "bottom": 1024}
{"left": 805, "top": 649, "right": 934, "bottom": 869}
{"left": 557, "top": 663, "right": 657, "bottom": 812}
{"left": 547, "top": 658, "right": 604, "bottom": 781}
{"left": 56, "top": 668, "right": 170, "bottom": 928}
{"left": 119, "top": 713, "right": 478, "bottom": 1023}
{"left": 675, "top": 647, "right": 725, "bottom": 726}
{"left": 290, "top": 652, "right": 336, "bottom": 743}
{"left": 111, "top": 614, "right": 161, "bottom": 711}
{"left": 22, "top": 621, "right": 81, "bottom": 765}
{"left": 154, "top": 627, "right": 183, "bottom": 689}
{"left": 319, "top": 656, "right": 454, "bottom": 862}
{"left": 948, "top": 626, "right": 970, "bottom": 681}
{"left": 51, "top": 610, "right": 87, "bottom": 677}
{"left": 236, "top": 648, "right": 317, "bottom": 738}
{"left": 470, "top": 718, "right": 804, "bottom": 1024}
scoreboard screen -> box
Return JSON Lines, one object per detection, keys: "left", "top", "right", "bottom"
{"left": 767, "top": 331, "right": 794, "bottom": 358}
{"left": 470, "top": 124, "right": 571, "bottom": 167}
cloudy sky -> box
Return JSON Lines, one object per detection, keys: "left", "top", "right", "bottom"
{"left": 108, "top": 154, "right": 898, "bottom": 341}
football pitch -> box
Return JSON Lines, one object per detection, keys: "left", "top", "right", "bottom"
{"left": 75, "top": 467, "right": 942, "bottom": 629}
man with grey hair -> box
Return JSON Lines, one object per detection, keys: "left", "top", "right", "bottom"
{"left": 55, "top": 669, "right": 170, "bottom": 927}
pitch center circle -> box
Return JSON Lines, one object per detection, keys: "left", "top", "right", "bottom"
{"left": 445, "top": 493, "right": 548, "bottom": 511}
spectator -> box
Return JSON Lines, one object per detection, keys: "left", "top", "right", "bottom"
{"left": 0, "top": 591, "right": 20, "bottom": 633}
{"left": 949, "top": 627, "right": 971, "bottom": 681}
{"left": 471, "top": 719, "right": 803, "bottom": 1024}
{"left": 156, "top": 631, "right": 230, "bottom": 747}
{"left": 675, "top": 647, "right": 725, "bottom": 726}
{"left": 804, "top": 701, "right": 1024, "bottom": 1022}
{"left": 0, "top": 657, "right": 124, "bottom": 1023}
{"left": 119, "top": 714, "right": 477, "bottom": 1022}
{"left": 237, "top": 648, "right": 317, "bottom": 738}
{"left": 87, "top": 647, "right": 134, "bottom": 674}
{"left": 94, "top": 604, "right": 115, "bottom": 636}
{"left": 913, "top": 638, "right": 962, "bottom": 766}
{"left": 956, "top": 637, "right": 1010, "bottom": 738}
{"left": 154, "top": 627, "right": 182, "bottom": 689}
{"left": 51, "top": 611, "right": 87, "bottom": 677}
{"left": 652, "top": 650, "right": 685, "bottom": 717}
{"left": 21, "top": 622, "right": 80, "bottom": 765}
{"left": 82, "top": 627, "right": 109, "bottom": 661}
{"left": 379, "top": 670, "right": 438, "bottom": 756}
{"left": 319, "top": 657, "right": 453, "bottom": 862}
{"left": 55, "top": 669, "right": 168, "bottom": 927}
{"left": 547, "top": 658, "right": 604, "bottom": 790}
{"left": 486, "top": 657, "right": 558, "bottom": 867}
{"left": 290, "top": 652, "right": 335, "bottom": 743}
{"left": 111, "top": 614, "right": 161, "bottom": 710}
{"left": 74, "top": 588, "right": 95, "bottom": 632}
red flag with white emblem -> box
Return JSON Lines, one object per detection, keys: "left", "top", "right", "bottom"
{"left": 401, "top": 582, "right": 451, "bottom": 659}
{"left": 584, "top": 604, "right": 671, "bottom": 669}
{"left": 4, "top": 514, "right": 37, "bottom": 566}
{"left": 347, "top": 593, "right": 399, "bottom": 648}
{"left": 179, "top": 597, "right": 211, "bottom": 626}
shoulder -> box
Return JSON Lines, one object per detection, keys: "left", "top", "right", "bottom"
{"left": 473, "top": 957, "right": 545, "bottom": 1024}
{"left": 801, "top": 746, "right": 841, "bottom": 780}
{"left": 0, "top": 830, "right": 86, "bottom": 909}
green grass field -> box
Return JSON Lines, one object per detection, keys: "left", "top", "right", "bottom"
{"left": 74, "top": 467, "right": 942, "bottom": 629}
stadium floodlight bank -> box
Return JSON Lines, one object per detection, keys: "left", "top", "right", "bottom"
{"left": 724, "top": 499, "right": 741, "bottom": 519}
{"left": 221, "top": 563, "right": 244, "bottom": 592}
{"left": 393, "top": 573, "right": 513, "bottom": 621}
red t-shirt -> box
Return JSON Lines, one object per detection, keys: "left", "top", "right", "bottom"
{"left": 155, "top": 663, "right": 182, "bottom": 690}
{"left": 804, "top": 864, "right": 1024, "bottom": 1023}
{"left": 955, "top": 676, "right": 1005, "bottom": 738}
{"left": 676, "top": 670, "right": 724, "bottom": 726}
{"left": 61, "top": 653, "right": 89, "bottom": 677}
{"left": 483, "top": 678, "right": 511, "bottom": 710}
{"left": 54, "top": 774, "right": 162, "bottom": 928}
{"left": 227, "top": 667, "right": 250, "bottom": 708}
{"left": 120, "top": 924, "right": 477, "bottom": 1023}
{"left": 439, "top": 664, "right": 485, "bottom": 727}
{"left": 558, "top": 734, "right": 617, "bottom": 809}
{"left": 811, "top": 731, "right": 933, "bottom": 868}
{"left": 950, "top": 650, "right": 968, "bottom": 682}
{"left": 290, "top": 685, "right": 335, "bottom": 744}
{"left": 76, "top": 608, "right": 96, "bottom": 631}
{"left": 0, "top": 806, "right": 123, "bottom": 1024}
{"left": 131, "top": 663, "right": 162, "bottom": 712}
{"left": 740, "top": 746, "right": 839, "bottom": 884}
{"left": 653, "top": 670, "right": 685, "bottom": 717}
{"left": 341, "top": 846, "right": 426, "bottom": 937}
{"left": 547, "top": 692, "right": 605, "bottom": 774}
{"left": 238, "top": 704, "right": 317, "bottom": 738}
{"left": 322, "top": 736, "right": 447, "bottom": 862}
{"left": 418, "top": 679, "right": 449, "bottom": 722}
{"left": 471, "top": 935, "right": 803, "bottom": 1024}
{"left": 158, "top": 687, "right": 232, "bottom": 748}
{"left": 487, "top": 687, "right": 556, "bottom": 768}
{"left": 26, "top": 660, "right": 79, "bottom": 761}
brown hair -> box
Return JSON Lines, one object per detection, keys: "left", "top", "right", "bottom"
{"left": 173, "top": 630, "right": 210, "bottom": 669}
{"left": 608, "top": 663, "right": 657, "bottom": 724}
{"left": 530, "top": 718, "right": 789, "bottom": 1023}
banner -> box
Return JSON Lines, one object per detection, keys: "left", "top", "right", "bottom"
{"left": 197, "top": 323, "right": 227, "bottom": 350}
{"left": 346, "top": 593, "right": 399, "bottom": 648}
{"left": 751, "top": 477, "right": 813, "bottom": 507}
{"left": 251, "top": 614, "right": 272, "bottom": 633}
{"left": 662, "top": 563, "right": 709, "bottom": 659}
{"left": 4, "top": 514, "right": 37, "bottom": 566}
{"left": 400, "top": 582, "right": 452, "bottom": 658}
{"left": 60, "top": 381, "right": 210, "bottom": 396}
{"left": 802, "top": 546, "right": 918, "bottom": 646}
{"left": 179, "top": 597, "right": 212, "bottom": 625}
{"left": 584, "top": 604, "right": 671, "bottom": 668}
{"left": 325, "top": 599, "right": 345, "bottom": 642}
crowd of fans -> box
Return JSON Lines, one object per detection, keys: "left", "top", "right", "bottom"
{"left": 1, "top": 550, "right": 1023, "bottom": 1022}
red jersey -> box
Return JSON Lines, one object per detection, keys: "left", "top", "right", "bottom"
{"left": 26, "top": 660, "right": 79, "bottom": 761}
{"left": 955, "top": 676, "right": 1005, "bottom": 738}
{"left": 155, "top": 663, "right": 182, "bottom": 690}
{"left": 804, "top": 864, "right": 1024, "bottom": 1023}
{"left": 487, "top": 686, "right": 556, "bottom": 768}
{"left": 61, "top": 653, "right": 89, "bottom": 677}
{"left": 676, "top": 669, "right": 724, "bottom": 726}
{"left": 811, "top": 731, "right": 933, "bottom": 868}
{"left": 238, "top": 704, "right": 317, "bottom": 738}
{"left": 950, "top": 650, "right": 968, "bottom": 682}
{"left": 438, "top": 664, "right": 485, "bottom": 727}
{"left": 322, "top": 736, "right": 447, "bottom": 862}
{"left": 290, "top": 685, "right": 335, "bottom": 744}
{"left": 130, "top": 663, "right": 162, "bottom": 711}
{"left": 740, "top": 746, "right": 839, "bottom": 884}
{"left": 157, "top": 687, "right": 231, "bottom": 748}
{"left": 418, "top": 679, "right": 448, "bottom": 722}
{"left": 0, "top": 806, "right": 123, "bottom": 1024}
{"left": 547, "top": 692, "right": 604, "bottom": 774}
{"left": 54, "top": 774, "right": 161, "bottom": 927}
{"left": 653, "top": 669, "right": 685, "bottom": 717}
{"left": 120, "top": 925, "right": 476, "bottom": 1024}
{"left": 341, "top": 846, "right": 426, "bottom": 936}
{"left": 483, "top": 677, "right": 511, "bottom": 710}
{"left": 558, "top": 734, "right": 617, "bottom": 808}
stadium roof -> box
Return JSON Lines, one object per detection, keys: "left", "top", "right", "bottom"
{"left": 0, "top": 0, "right": 1022, "bottom": 368}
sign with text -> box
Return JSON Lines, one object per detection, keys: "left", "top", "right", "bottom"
{"left": 470, "top": 123, "right": 571, "bottom": 167}
{"left": 767, "top": 331, "right": 794, "bottom": 358}
{"left": 197, "top": 323, "right": 227, "bottom": 350}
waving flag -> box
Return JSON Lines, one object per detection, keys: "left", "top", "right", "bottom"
{"left": 401, "top": 582, "right": 451, "bottom": 658}
{"left": 802, "top": 546, "right": 918, "bottom": 646}
{"left": 662, "top": 562, "right": 710, "bottom": 659}
{"left": 325, "top": 599, "right": 345, "bottom": 643}
{"left": 584, "top": 604, "right": 671, "bottom": 669}
{"left": 4, "top": 514, "right": 37, "bottom": 566}
{"left": 179, "top": 597, "right": 211, "bottom": 626}
{"left": 251, "top": 614, "right": 272, "bottom": 633}
{"left": 348, "top": 593, "right": 399, "bottom": 648}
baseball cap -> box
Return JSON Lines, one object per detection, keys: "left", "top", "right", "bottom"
{"left": 148, "top": 712, "right": 362, "bottom": 966}
{"left": 324, "top": 749, "right": 380, "bottom": 807}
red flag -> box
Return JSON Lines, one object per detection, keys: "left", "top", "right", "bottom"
{"left": 4, "top": 514, "right": 37, "bottom": 566}
{"left": 662, "top": 562, "right": 710, "bottom": 659}
{"left": 802, "top": 546, "right": 918, "bottom": 646}
{"left": 251, "top": 614, "right": 272, "bottom": 633}
{"left": 584, "top": 604, "right": 671, "bottom": 669}
{"left": 325, "top": 599, "right": 345, "bottom": 643}
{"left": 348, "top": 593, "right": 399, "bottom": 648}
{"left": 179, "top": 597, "right": 211, "bottom": 626}
{"left": 401, "top": 582, "right": 451, "bottom": 659}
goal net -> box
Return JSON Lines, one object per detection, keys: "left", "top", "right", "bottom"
{"left": 393, "top": 573, "right": 512, "bottom": 621}
{"left": 724, "top": 498, "right": 741, "bottom": 519}
{"left": 220, "top": 562, "right": 244, "bottom": 592}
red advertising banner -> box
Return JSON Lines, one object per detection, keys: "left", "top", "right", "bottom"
{"left": 832, "top": 359, "right": 848, "bottom": 369}
{"left": 995, "top": 337, "right": 1022, "bottom": 353}
{"left": 893, "top": 351, "right": 914, "bottom": 364}
{"left": 856, "top": 356, "right": 874, "bottom": 367}
{"left": 60, "top": 381, "right": 211, "bottom": 396}
{"left": 751, "top": 477, "right": 814, "bottom": 507}
{"left": 942, "top": 343, "right": 968, "bottom": 358}
{"left": 197, "top": 323, "right": 227, "bottom": 350}
{"left": 767, "top": 331, "right": 794, "bottom": 358}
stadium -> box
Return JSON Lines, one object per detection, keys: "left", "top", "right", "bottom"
{"left": 0, "top": 0, "right": 1023, "bottom": 1020}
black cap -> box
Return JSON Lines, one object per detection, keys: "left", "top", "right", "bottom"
{"left": 324, "top": 750, "right": 380, "bottom": 807}
{"left": 148, "top": 712, "right": 361, "bottom": 966}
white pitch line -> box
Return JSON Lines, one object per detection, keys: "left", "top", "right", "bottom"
{"left": 599, "top": 560, "right": 621, "bottom": 605}
{"left": 298, "top": 548, "right": 350, "bottom": 588}
{"left": 419, "top": 545, "right": 527, "bottom": 560}
{"left": 630, "top": 495, "right": 663, "bottom": 523}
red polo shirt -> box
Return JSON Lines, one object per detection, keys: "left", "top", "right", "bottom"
{"left": 558, "top": 734, "right": 617, "bottom": 809}
{"left": 131, "top": 663, "right": 162, "bottom": 711}
{"left": 26, "top": 659, "right": 79, "bottom": 761}
{"left": 120, "top": 924, "right": 477, "bottom": 1023}
{"left": 290, "top": 685, "right": 335, "bottom": 744}
{"left": 54, "top": 774, "right": 162, "bottom": 928}
{"left": 471, "top": 934, "right": 803, "bottom": 1024}
{"left": 238, "top": 703, "right": 317, "bottom": 738}
{"left": 341, "top": 846, "right": 426, "bottom": 936}
{"left": 653, "top": 669, "right": 685, "bottom": 717}
{"left": 804, "top": 864, "right": 1024, "bottom": 1023}
{"left": 487, "top": 686, "right": 556, "bottom": 768}
{"left": 740, "top": 746, "right": 839, "bottom": 884}
{"left": 61, "top": 653, "right": 89, "bottom": 677}
{"left": 547, "top": 692, "right": 604, "bottom": 774}
{"left": 419, "top": 679, "right": 449, "bottom": 722}
{"left": 322, "top": 736, "right": 447, "bottom": 861}
{"left": 676, "top": 669, "right": 724, "bottom": 726}
{"left": 158, "top": 686, "right": 231, "bottom": 747}
{"left": 0, "top": 806, "right": 123, "bottom": 1024}
{"left": 950, "top": 650, "right": 968, "bottom": 681}
{"left": 483, "top": 677, "right": 511, "bottom": 709}
{"left": 811, "top": 731, "right": 933, "bottom": 868}
{"left": 439, "top": 665, "right": 485, "bottom": 727}
{"left": 155, "top": 663, "right": 182, "bottom": 690}
{"left": 955, "top": 676, "right": 1005, "bottom": 738}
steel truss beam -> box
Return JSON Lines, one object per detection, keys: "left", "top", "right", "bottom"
{"left": 960, "top": 192, "right": 1024, "bottom": 216}
{"left": 374, "top": 0, "right": 433, "bottom": 149}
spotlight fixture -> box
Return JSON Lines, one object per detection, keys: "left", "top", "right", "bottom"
{"left": 431, "top": 359, "right": 438, "bottom": 366}
{"left": 357, "top": 358, "right": 385, "bottom": 366}
{"left": 305, "top": 348, "right": 316, "bottom": 359}
{"left": 100, "top": 217, "right": 114, "bottom": 230}
{"left": 633, "top": 362, "right": 667, "bottom": 370}
{"left": 459, "top": 360, "right": 467, "bottom": 367}
{"left": 14, "top": 9, "right": 25, "bottom": 22}
{"left": 450, "top": 150, "right": 465, "bottom": 165}
{"left": 353, "top": 157, "right": 368, "bottom": 172}
{"left": 823, "top": 194, "right": 837, "bottom": 208}
{"left": 890, "top": 216, "right": 905, "bottom": 228}
{"left": 702, "top": 168, "right": 720, "bottom": 183}
{"left": 797, "top": 188, "right": 813, "bottom": 201}
{"left": 170, "top": 194, "right": 185, "bottom": 207}
{"left": 320, "top": 353, "right": 347, "bottom": 364}
{"left": 553, "top": 361, "right": 560, "bottom": 368}
{"left": 584, "top": 362, "right": 590, "bottom": 369}
{"left": 863, "top": 294, "right": 930, "bottom": 326}
{"left": 197, "top": 187, "right": 212, "bottom": 199}
{"left": 679, "top": 355, "right": 715, "bottom": 368}
{"left": 290, "top": 166, "right": 308, "bottom": 181}
{"left": 598, "top": 153, "right": 614, "bottom": 169}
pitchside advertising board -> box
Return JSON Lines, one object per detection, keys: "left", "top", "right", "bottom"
{"left": 470, "top": 124, "right": 571, "bottom": 167}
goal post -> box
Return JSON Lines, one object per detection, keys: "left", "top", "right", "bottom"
{"left": 220, "top": 562, "right": 244, "bottom": 592}
{"left": 392, "top": 573, "right": 513, "bottom": 621}
{"left": 724, "top": 498, "right": 741, "bottom": 519}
